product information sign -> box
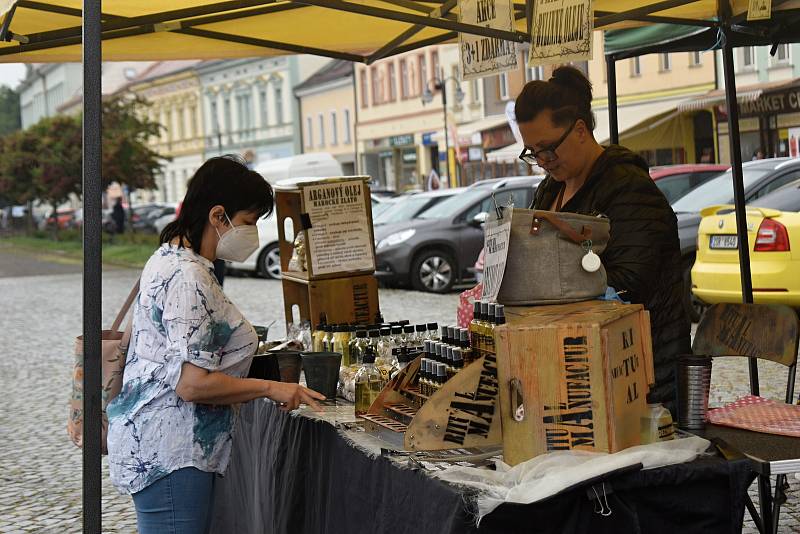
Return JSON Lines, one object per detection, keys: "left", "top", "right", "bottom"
{"left": 747, "top": 0, "right": 771, "bottom": 20}
{"left": 459, "top": 0, "right": 518, "bottom": 81}
{"left": 302, "top": 179, "right": 376, "bottom": 276}
{"left": 528, "top": 0, "right": 594, "bottom": 67}
{"left": 482, "top": 206, "right": 513, "bottom": 302}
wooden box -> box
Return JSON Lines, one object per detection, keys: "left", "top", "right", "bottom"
{"left": 275, "top": 176, "right": 376, "bottom": 281}
{"left": 282, "top": 272, "right": 379, "bottom": 328}
{"left": 495, "top": 301, "right": 655, "bottom": 465}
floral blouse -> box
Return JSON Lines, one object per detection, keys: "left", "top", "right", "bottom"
{"left": 107, "top": 244, "right": 257, "bottom": 495}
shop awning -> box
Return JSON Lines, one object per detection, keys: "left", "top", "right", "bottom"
{"left": 677, "top": 78, "right": 800, "bottom": 112}
{"left": 486, "top": 141, "right": 522, "bottom": 164}
{"left": 595, "top": 98, "right": 682, "bottom": 145}
{"left": 3, "top": 1, "right": 800, "bottom": 64}
{"left": 431, "top": 114, "right": 509, "bottom": 146}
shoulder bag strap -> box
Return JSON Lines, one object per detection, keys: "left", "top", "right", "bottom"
{"left": 110, "top": 278, "right": 141, "bottom": 332}
{"left": 530, "top": 211, "right": 593, "bottom": 244}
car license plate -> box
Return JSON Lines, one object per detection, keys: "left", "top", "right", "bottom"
{"left": 710, "top": 235, "right": 738, "bottom": 249}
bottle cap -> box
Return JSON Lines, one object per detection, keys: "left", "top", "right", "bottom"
{"left": 473, "top": 300, "right": 481, "bottom": 316}
{"left": 424, "top": 340, "right": 431, "bottom": 355}
{"left": 368, "top": 330, "right": 380, "bottom": 338}
{"left": 356, "top": 330, "right": 367, "bottom": 338}
{"left": 380, "top": 327, "right": 391, "bottom": 336}
{"left": 403, "top": 325, "right": 415, "bottom": 334}
{"left": 480, "top": 301, "right": 489, "bottom": 318}
{"left": 391, "top": 326, "right": 403, "bottom": 335}
{"left": 447, "top": 326, "right": 457, "bottom": 342}
{"left": 362, "top": 350, "right": 376, "bottom": 364}
{"left": 488, "top": 303, "right": 497, "bottom": 319}
{"left": 453, "top": 349, "right": 464, "bottom": 367}
{"left": 495, "top": 305, "right": 506, "bottom": 325}
{"left": 415, "top": 324, "right": 426, "bottom": 333}
{"left": 427, "top": 322, "right": 438, "bottom": 331}
{"left": 437, "top": 363, "right": 447, "bottom": 379}
{"left": 459, "top": 328, "right": 469, "bottom": 344}
{"left": 433, "top": 342, "right": 442, "bottom": 358}
{"left": 398, "top": 346, "right": 411, "bottom": 363}
{"left": 399, "top": 320, "right": 410, "bottom": 326}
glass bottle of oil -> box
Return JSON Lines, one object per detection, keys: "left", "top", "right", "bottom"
{"left": 354, "top": 347, "right": 383, "bottom": 416}
{"left": 313, "top": 314, "right": 328, "bottom": 352}
{"left": 469, "top": 301, "right": 483, "bottom": 364}
{"left": 350, "top": 329, "right": 369, "bottom": 366}
{"left": 333, "top": 325, "right": 352, "bottom": 367}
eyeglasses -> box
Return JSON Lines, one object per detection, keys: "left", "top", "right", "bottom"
{"left": 518, "top": 120, "right": 577, "bottom": 165}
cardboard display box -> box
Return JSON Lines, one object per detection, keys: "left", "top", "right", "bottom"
{"left": 495, "top": 300, "right": 655, "bottom": 466}
{"left": 282, "top": 272, "right": 379, "bottom": 328}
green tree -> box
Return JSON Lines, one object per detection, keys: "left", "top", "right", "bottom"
{"left": 0, "top": 129, "right": 41, "bottom": 229}
{"left": 0, "top": 86, "right": 21, "bottom": 136}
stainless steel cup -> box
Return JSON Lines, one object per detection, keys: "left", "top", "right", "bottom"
{"left": 676, "top": 355, "right": 713, "bottom": 430}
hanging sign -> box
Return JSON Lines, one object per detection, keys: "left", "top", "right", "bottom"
{"left": 747, "top": 0, "right": 771, "bottom": 20}
{"left": 528, "top": 0, "right": 594, "bottom": 67}
{"left": 481, "top": 205, "right": 513, "bottom": 302}
{"left": 459, "top": 0, "right": 518, "bottom": 81}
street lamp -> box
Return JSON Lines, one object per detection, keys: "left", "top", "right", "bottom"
{"left": 422, "top": 69, "right": 465, "bottom": 187}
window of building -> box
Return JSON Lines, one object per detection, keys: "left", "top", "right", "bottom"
{"left": 371, "top": 66, "right": 381, "bottom": 105}
{"left": 223, "top": 97, "right": 232, "bottom": 132}
{"left": 306, "top": 116, "right": 313, "bottom": 148}
{"left": 630, "top": 56, "right": 641, "bottom": 77}
{"left": 660, "top": 53, "right": 671, "bottom": 72}
{"left": 260, "top": 89, "right": 268, "bottom": 126}
{"left": 344, "top": 109, "right": 352, "bottom": 144}
{"left": 360, "top": 69, "right": 369, "bottom": 107}
{"left": 318, "top": 113, "right": 325, "bottom": 147}
{"left": 237, "top": 92, "right": 253, "bottom": 133}
{"left": 330, "top": 111, "right": 338, "bottom": 145}
{"left": 418, "top": 54, "right": 427, "bottom": 94}
{"left": 388, "top": 63, "right": 397, "bottom": 102}
{"left": 773, "top": 43, "right": 790, "bottom": 64}
{"left": 689, "top": 51, "right": 702, "bottom": 67}
{"left": 499, "top": 73, "right": 509, "bottom": 100}
{"left": 471, "top": 78, "right": 480, "bottom": 103}
{"left": 526, "top": 65, "right": 544, "bottom": 81}
{"left": 400, "top": 60, "right": 409, "bottom": 99}
{"left": 210, "top": 100, "right": 219, "bottom": 133}
{"left": 432, "top": 50, "right": 440, "bottom": 80}
{"left": 740, "top": 46, "right": 756, "bottom": 69}
{"left": 274, "top": 85, "right": 283, "bottom": 124}
{"left": 178, "top": 107, "right": 186, "bottom": 140}
{"left": 190, "top": 105, "right": 198, "bottom": 138}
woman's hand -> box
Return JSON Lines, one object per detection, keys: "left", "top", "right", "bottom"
{"left": 264, "top": 381, "right": 326, "bottom": 412}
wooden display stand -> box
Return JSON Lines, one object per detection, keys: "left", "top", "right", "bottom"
{"left": 495, "top": 300, "right": 655, "bottom": 466}
{"left": 275, "top": 176, "right": 380, "bottom": 327}
{"left": 360, "top": 355, "right": 503, "bottom": 452}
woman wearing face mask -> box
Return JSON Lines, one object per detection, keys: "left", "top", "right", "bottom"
{"left": 516, "top": 66, "right": 690, "bottom": 414}
{"left": 106, "top": 155, "right": 324, "bottom": 534}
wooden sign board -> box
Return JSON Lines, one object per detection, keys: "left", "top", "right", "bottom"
{"left": 496, "top": 301, "right": 654, "bottom": 465}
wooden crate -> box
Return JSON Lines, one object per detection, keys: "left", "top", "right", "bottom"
{"left": 281, "top": 272, "right": 379, "bottom": 328}
{"left": 495, "top": 301, "right": 655, "bottom": 465}
{"left": 275, "top": 176, "right": 376, "bottom": 281}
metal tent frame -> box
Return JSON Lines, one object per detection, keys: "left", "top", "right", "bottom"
{"left": 1, "top": 0, "right": 795, "bottom": 532}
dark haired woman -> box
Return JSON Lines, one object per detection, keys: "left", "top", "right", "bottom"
{"left": 106, "top": 156, "right": 324, "bottom": 533}
{"left": 516, "top": 66, "right": 690, "bottom": 413}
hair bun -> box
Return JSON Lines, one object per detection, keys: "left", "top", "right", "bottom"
{"left": 549, "top": 66, "right": 593, "bottom": 103}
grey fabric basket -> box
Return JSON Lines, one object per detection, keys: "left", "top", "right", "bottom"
{"left": 496, "top": 208, "right": 610, "bottom": 305}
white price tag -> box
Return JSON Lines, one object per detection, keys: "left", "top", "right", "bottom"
{"left": 481, "top": 207, "right": 513, "bottom": 302}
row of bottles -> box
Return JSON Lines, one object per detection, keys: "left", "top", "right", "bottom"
{"left": 418, "top": 325, "right": 470, "bottom": 397}
{"left": 469, "top": 301, "right": 505, "bottom": 362}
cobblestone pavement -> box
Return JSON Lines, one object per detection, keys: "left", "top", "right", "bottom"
{"left": 1, "top": 259, "right": 798, "bottom": 533}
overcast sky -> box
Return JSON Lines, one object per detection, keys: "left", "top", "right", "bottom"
{"left": 0, "top": 63, "right": 26, "bottom": 88}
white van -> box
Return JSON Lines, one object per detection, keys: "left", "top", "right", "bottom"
{"left": 229, "top": 154, "right": 344, "bottom": 279}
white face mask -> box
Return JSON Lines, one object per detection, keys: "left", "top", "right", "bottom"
{"left": 215, "top": 213, "right": 260, "bottom": 262}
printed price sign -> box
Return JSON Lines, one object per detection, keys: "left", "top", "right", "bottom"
{"left": 302, "top": 179, "right": 376, "bottom": 276}
{"left": 747, "top": 0, "right": 771, "bottom": 20}
{"left": 459, "top": 0, "right": 518, "bottom": 81}
{"left": 481, "top": 206, "right": 513, "bottom": 302}
{"left": 529, "top": 0, "right": 594, "bottom": 67}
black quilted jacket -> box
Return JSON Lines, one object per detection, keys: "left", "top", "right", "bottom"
{"left": 532, "top": 145, "right": 691, "bottom": 411}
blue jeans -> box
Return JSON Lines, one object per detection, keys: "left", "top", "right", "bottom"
{"left": 132, "top": 467, "right": 216, "bottom": 534}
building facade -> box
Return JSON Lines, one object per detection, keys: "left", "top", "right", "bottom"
{"left": 18, "top": 63, "right": 83, "bottom": 129}
{"left": 294, "top": 60, "right": 357, "bottom": 175}
{"left": 197, "top": 56, "right": 329, "bottom": 167}
{"left": 126, "top": 61, "right": 206, "bottom": 204}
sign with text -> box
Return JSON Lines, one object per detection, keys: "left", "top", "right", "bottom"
{"left": 528, "top": 0, "right": 594, "bottom": 67}
{"left": 747, "top": 0, "right": 771, "bottom": 20}
{"left": 459, "top": 0, "right": 518, "bottom": 81}
{"left": 481, "top": 206, "right": 513, "bottom": 302}
{"left": 302, "top": 179, "right": 376, "bottom": 276}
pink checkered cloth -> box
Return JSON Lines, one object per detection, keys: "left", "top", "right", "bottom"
{"left": 707, "top": 395, "right": 800, "bottom": 438}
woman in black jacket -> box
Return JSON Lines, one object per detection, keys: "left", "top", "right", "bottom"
{"left": 515, "top": 66, "right": 690, "bottom": 413}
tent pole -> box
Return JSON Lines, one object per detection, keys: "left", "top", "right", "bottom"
{"left": 83, "top": 0, "right": 103, "bottom": 530}
{"left": 606, "top": 55, "right": 619, "bottom": 145}
{"left": 721, "top": 26, "right": 758, "bottom": 395}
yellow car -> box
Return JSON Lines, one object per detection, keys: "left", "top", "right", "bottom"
{"left": 692, "top": 180, "right": 800, "bottom": 307}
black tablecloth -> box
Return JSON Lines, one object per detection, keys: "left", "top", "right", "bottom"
{"left": 210, "top": 400, "right": 755, "bottom": 534}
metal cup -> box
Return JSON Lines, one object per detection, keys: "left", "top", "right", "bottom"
{"left": 676, "top": 355, "right": 713, "bottom": 430}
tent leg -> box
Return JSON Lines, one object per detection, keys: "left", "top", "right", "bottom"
{"left": 83, "top": 0, "right": 103, "bottom": 532}
{"left": 606, "top": 55, "right": 619, "bottom": 145}
{"left": 721, "top": 27, "right": 758, "bottom": 395}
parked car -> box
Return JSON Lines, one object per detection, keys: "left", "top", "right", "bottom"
{"left": 253, "top": 152, "right": 343, "bottom": 184}
{"left": 671, "top": 158, "right": 800, "bottom": 321}
{"left": 692, "top": 178, "right": 800, "bottom": 308}
{"left": 371, "top": 194, "right": 397, "bottom": 218}
{"left": 131, "top": 203, "right": 177, "bottom": 233}
{"left": 373, "top": 188, "right": 464, "bottom": 227}
{"left": 649, "top": 164, "right": 729, "bottom": 203}
{"left": 374, "top": 176, "right": 543, "bottom": 293}
{"left": 40, "top": 208, "right": 77, "bottom": 230}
